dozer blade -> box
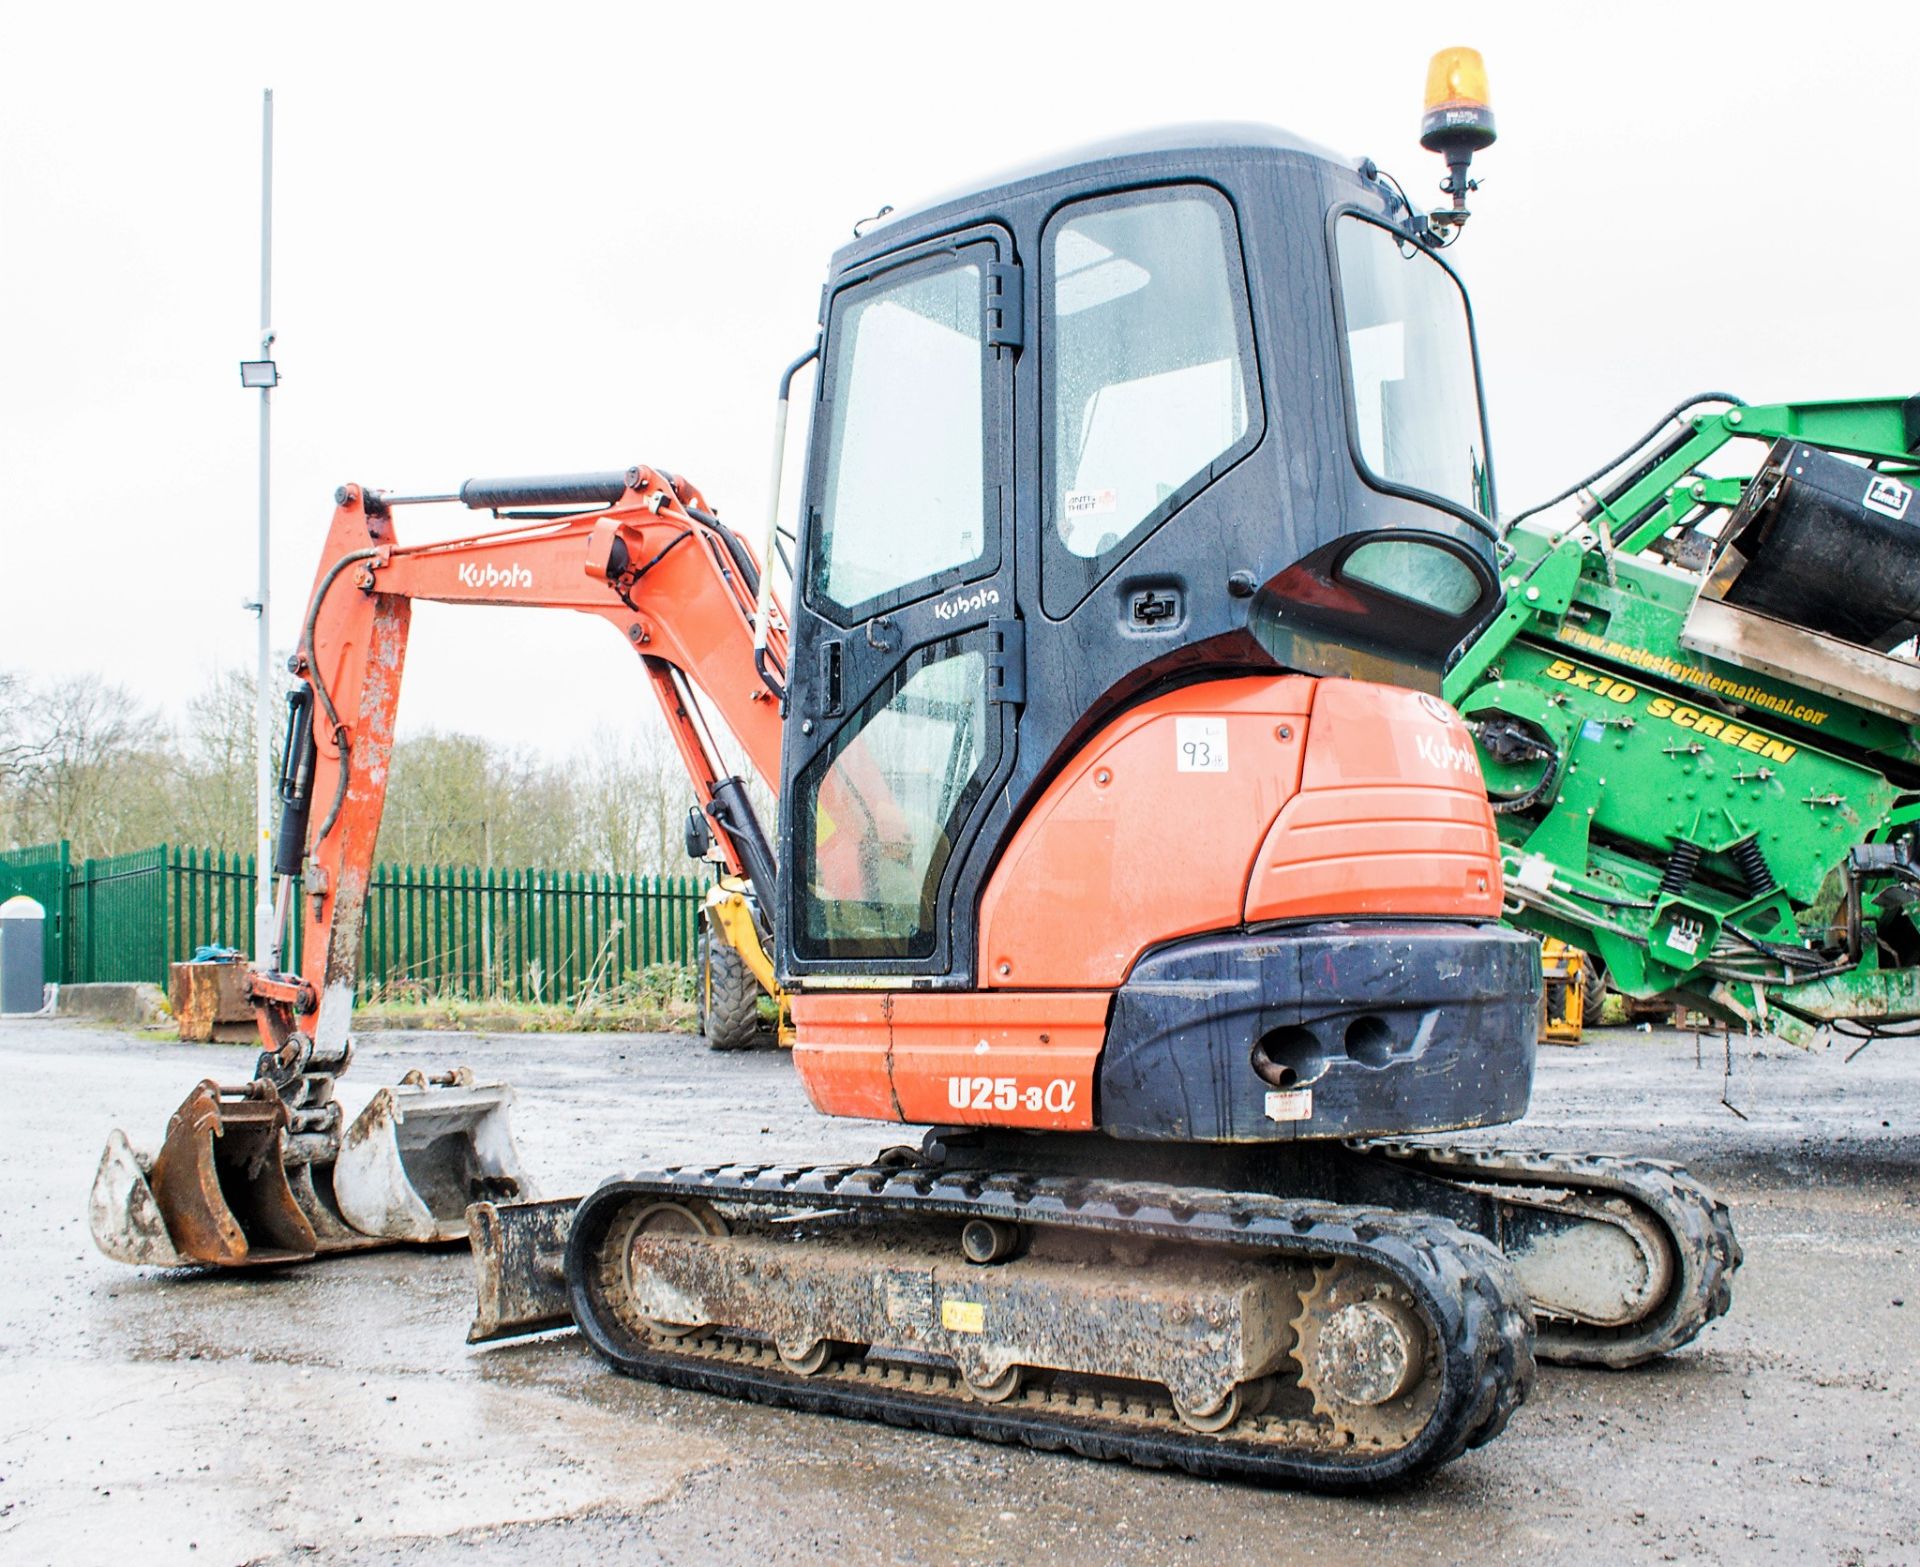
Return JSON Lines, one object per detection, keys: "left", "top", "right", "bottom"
{"left": 90, "top": 1079, "right": 321, "bottom": 1267}
{"left": 334, "top": 1068, "right": 536, "bottom": 1244}
{"left": 466, "top": 1195, "right": 579, "bottom": 1342}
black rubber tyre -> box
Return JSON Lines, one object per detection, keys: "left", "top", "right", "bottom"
{"left": 701, "top": 929, "right": 762, "bottom": 1052}
{"left": 1578, "top": 953, "right": 1609, "bottom": 1025}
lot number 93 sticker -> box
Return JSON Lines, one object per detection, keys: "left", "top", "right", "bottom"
{"left": 1176, "top": 716, "right": 1229, "bottom": 773}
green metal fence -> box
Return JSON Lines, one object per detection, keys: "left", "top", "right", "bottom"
{"left": 0, "top": 840, "right": 705, "bottom": 998}
{"left": 68, "top": 846, "right": 173, "bottom": 985}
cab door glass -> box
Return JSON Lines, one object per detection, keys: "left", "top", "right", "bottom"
{"left": 1046, "top": 191, "right": 1254, "bottom": 586}
{"left": 813, "top": 260, "right": 988, "bottom": 612}
{"left": 800, "top": 640, "right": 994, "bottom": 959}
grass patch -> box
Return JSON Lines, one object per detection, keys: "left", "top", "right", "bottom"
{"left": 350, "top": 963, "right": 698, "bottom": 1034}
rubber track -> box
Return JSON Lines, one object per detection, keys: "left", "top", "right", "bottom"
{"left": 1371, "top": 1144, "right": 1742, "bottom": 1368}
{"left": 565, "top": 1162, "right": 1536, "bottom": 1490}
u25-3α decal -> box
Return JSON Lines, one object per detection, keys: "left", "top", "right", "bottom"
{"left": 946, "top": 1076, "right": 1079, "bottom": 1114}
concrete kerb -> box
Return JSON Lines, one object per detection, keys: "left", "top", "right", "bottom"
{"left": 56, "top": 983, "right": 170, "bottom": 1027}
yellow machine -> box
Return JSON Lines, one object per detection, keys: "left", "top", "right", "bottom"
{"left": 1539, "top": 939, "right": 1587, "bottom": 1044}
{"left": 697, "top": 876, "right": 790, "bottom": 1049}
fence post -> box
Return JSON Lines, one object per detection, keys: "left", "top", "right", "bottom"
{"left": 157, "top": 844, "right": 171, "bottom": 985}
{"left": 58, "top": 839, "right": 71, "bottom": 983}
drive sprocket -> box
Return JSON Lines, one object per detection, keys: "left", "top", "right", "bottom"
{"left": 1290, "top": 1258, "right": 1440, "bottom": 1448}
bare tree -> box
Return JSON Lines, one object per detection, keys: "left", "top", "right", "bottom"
{"left": 1, "top": 662, "right": 741, "bottom": 884}
{"left": 0, "top": 670, "right": 42, "bottom": 779}
{"left": 1, "top": 672, "right": 171, "bottom": 857}
{"left": 171, "top": 667, "right": 277, "bottom": 853}
{"left": 0, "top": 671, "right": 41, "bottom": 844}
{"left": 568, "top": 729, "right": 691, "bottom": 879}
{"left": 378, "top": 731, "right": 577, "bottom": 870}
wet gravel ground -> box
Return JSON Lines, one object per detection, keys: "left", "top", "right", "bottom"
{"left": 2, "top": 1014, "right": 1915, "bottom": 1566}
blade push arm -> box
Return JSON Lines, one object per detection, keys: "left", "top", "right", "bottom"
{"left": 257, "top": 464, "right": 785, "bottom": 1071}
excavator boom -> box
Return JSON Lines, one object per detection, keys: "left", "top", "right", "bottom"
{"left": 91, "top": 466, "right": 787, "bottom": 1269}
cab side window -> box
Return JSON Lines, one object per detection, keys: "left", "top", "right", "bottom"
{"left": 1043, "top": 188, "right": 1258, "bottom": 613}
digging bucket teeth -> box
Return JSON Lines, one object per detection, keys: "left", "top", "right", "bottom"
{"left": 89, "top": 1080, "right": 320, "bottom": 1267}
{"left": 333, "top": 1068, "right": 537, "bottom": 1243}
{"left": 90, "top": 1066, "right": 535, "bottom": 1269}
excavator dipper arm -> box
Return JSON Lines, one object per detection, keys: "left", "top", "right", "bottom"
{"left": 276, "top": 467, "right": 784, "bottom": 1071}
{"left": 91, "top": 465, "right": 786, "bottom": 1269}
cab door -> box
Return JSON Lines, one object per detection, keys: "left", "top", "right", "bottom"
{"left": 779, "top": 226, "right": 1021, "bottom": 983}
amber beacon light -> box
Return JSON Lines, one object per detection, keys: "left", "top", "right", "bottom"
{"left": 1419, "top": 47, "right": 1496, "bottom": 233}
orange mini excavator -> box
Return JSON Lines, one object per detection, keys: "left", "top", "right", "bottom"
{"left": 93, "top": 70, "right": 1737, "bottom": 1488}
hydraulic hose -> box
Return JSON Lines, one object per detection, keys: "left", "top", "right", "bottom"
{"left": 1504, "top": 392, "right": 1749, "bottom": 535}
{"left": 300, "top": 547, "right": 381, "bottom": 848}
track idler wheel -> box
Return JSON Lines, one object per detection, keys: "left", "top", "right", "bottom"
{"left": 776, "top": 1340, "right": 832, "bottom": 1374}
{"left": 959, "top": 1218, "right": 1021, "bottom": 1264}
{"left": 961, "top": 1365, "right": 1024, "bottom": 1404}
{"left": 1172, "top": 1386, "right": 1244, "bottom": 1434}
{"left": 614, "top": 1198, "right": 730, "bottom": 1338}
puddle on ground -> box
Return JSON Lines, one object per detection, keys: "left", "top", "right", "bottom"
{"left": 0, "top": 1358, "right": 719, "bottom": 1562}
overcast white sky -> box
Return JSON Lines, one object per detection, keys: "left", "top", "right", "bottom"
{"left": 4, "top": 2, "right": 1916, "bottom": 763}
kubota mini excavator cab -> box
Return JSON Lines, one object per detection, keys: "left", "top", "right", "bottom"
{"left": 557, "top": 109, "right": 1734, "bottom": 1486}
{"left": 771, "top": 122, "right": 1517, "bottom": 1062}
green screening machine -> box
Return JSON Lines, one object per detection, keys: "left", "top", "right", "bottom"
{"left": 1449, "top": 394, "right": 1919, "bottom": 1046}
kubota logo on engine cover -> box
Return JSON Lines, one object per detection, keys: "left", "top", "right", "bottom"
{"left": 457, "top": 562, "right": 533, "bottom": 590}
{"left": 1415, "top": 731, "right": 1480, "bottom": 777}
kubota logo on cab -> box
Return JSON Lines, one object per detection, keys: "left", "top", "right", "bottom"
{"left": 932, "top": 585, "right": 1001, "bottom": 622}
{"left": 457, "top": 562, "right": 534, "bottom": 590}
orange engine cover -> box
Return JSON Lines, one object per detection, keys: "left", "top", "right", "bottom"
{"left": 1243, "top": 680, "right": 1499, "bottom": 924}
{"left": 977, "top": 675, "right": 1499, "bottom": 990}
{"left": 793, "top": 674, "right": 1504, "bottom": 1128}
{"left": 976, "top": 675, "right": 1314, "bottom": 989}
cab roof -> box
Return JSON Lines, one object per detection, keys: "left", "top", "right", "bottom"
{"left": 833, "top": 121, "right": 1359, "bottom": 275}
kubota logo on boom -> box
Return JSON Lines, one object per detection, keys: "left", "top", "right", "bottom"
{"left": 457, "top": 562, "right": 534, "bottom": 590}
{"left": 1414, "top": 731, "right": 1480, "bottom": 777}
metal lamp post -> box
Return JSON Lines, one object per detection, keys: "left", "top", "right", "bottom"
{"left": 241, "top": 90, "right": 280, "bottom": 966}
